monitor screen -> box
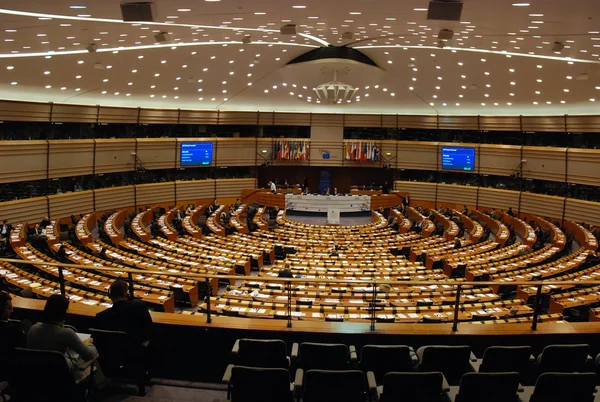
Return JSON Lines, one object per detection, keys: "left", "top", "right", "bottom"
{"left": 441, "top": 147, "right": 475, "bottom": 171}
{"left": 180, "top": 142, "right": 214, "bottom": 166}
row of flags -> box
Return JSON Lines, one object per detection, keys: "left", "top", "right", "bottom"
{"left": 344, "top": 141, "right": 381, "bottom": 162}
{"left": 274, "top": 140, "right": 310, "bottom": 161}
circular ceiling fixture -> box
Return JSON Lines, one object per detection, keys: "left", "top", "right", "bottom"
{"left": 313, "top": 71, "right": 358, "bottom": 104}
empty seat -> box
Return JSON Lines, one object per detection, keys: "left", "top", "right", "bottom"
{"left": 227, "top": 366, "right": 293, "bottom": 402}
{"left": 471, "top": 346, "right": 533, "bottom": 379}
{"left": 292, "top": 342, "right": 357, "bottom": 371}
{"left": 448, "top": 372, "right": 520, "bottom": 402}
{"left": 231, "top": 338, "right": 289, "bottom": 369}
{"left": 359, "top": 345, "right": 418, "bottom": 385}
{"left": 536, "top": 344, "right": 591, "bottom": 374}
{"left": 373, "top": 372, "right": 448, "bottom": 402}
{"left": 521, "top": 372, "right": 598, "bottom": 402}
{"left": 299, "top": 369, "right": 366, "bottom": 402}
{"left": 417, "top": 345, "right": 474, "bottom": 384}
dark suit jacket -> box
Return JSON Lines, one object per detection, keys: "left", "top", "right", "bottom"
{"left": 94, "top": 299, "right": 153, "bottom": 345}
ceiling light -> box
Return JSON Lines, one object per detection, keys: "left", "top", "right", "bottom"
{"left": 512, "top": 3, "right": 530, "bottom": 6}
{"left": 69, "top": 5, "right": 87, "bottom": 9}
{"left": 292, "top": 5, "right": 306, "bottom": 8}
{"left": 10, "top": 81, "right": 17, "bottom": 85}
{"left": 177, "top": 8, "right": 191, "bottom": 12}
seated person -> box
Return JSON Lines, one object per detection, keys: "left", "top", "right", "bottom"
{"left": 27, "top": 295, "right": 99, "bottom": 382}
{"left": 0, "top": 292, "right": 26, "bottom": 375}
{"left": 94, "top": 280, "right": 153, "bottom": 346}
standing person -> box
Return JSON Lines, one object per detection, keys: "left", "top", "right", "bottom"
{"left": 303, "top": 177, "right": 309, "bottom": 193}
{"left": 382, "top": 181, "right": 390, "bottom": 194}
{"left": 0, "top": 220, "right": 11, "bottom": 238}
{"left": 403, "top": 193, "right": 411, "bottom": 207}
{"left": 269, "top": 180, "right": 277, "bottom": 194}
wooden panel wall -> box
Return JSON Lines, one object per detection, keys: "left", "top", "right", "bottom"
{"left": 394, "top": 181, "right": 436, "bottom": 202}
{"left": 396, "top": 142, "right": 438, "bottom": 171}
{"left": 479, "top": 144, "right": 521, "bottom": 176}
{"left": 136, "top": 138, "right": 177, "bottom": 170}
{"left": 48, "top": 191, "right": 94, "bottom": 219}
{"left": 175, "top": 180, "right": 216, "bottom": 202}
{"left": 478, "top": 188, "right": 520, "bottom": 212}
{"left": 437, "top": 184, "right": 478, "bottom": 209}
{"left": 216, "top": 178, "right": 257, "bottom": 199}
{"left": 94, "top": 186, "right": 135, "bottom": 212}
{"left": 0, "top": 140, "right": 47, "bottom": 183}
{"left": 136, "top": 183, "right": 175, "bottom": 206}
{"left": 564, "top": 199, "right": 600, "bottom": 227}
{"left": 0, "top": 197, "right": 48, "bottom": 224}
{"left": 216, "top": 138, "right": 257, "bottom": 167}
{"left": 522, "top": 146, "right": 567, "bottom": 182}
{"left": 48, "top": 140, "right": 94, "bottom": 178}
{"left": 567, "top": 149, "right": 600, "bottom": 186}
{"left": 520, "top": 192, "right": 564, "bottom": 220}
{"left": 94, "top": 139, "right": 136, "bottom": 174}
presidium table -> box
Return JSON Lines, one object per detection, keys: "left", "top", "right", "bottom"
{"left": 285, "top": 194, "right": 371, "bottom": 224}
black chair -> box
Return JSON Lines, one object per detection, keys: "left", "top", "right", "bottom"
{"left": 471, "top": 346, "right": 533, "bottom": 380}
{"left": 359, "top": 345, "right": 418, "bottom": 385}
{"left": 89, "top": 328, "right": 149, "bottom": 396}
{"left": 12, "top": 347, "right": 96, "bottom": 402}
{"left": 536, "top": 344, "right": 591, "bottom": 374}
{"left": 231, "top": 338, "right": 289, "bottom": 369}
{"left": 521, "top": 372, "right": 598, "bottom": 402}
{"left": 372, "top": 372, "right": 448, "bottom": 402}
{"left": 299, "top": 369, "right": 366, "bottom": 402}
{"left": 417, "top": 345, "right": 475, "bottom": 385}
{"left": 227, "top": 366, "right": 293, "bottom": 402}
{"left": 448, "top": 372, "right": 521, "bottom": 402}
{"left": 292, "top": 342, "right": 357, "bottom": 371}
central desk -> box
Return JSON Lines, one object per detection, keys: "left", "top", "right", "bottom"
{"left": 285, "top": 194, "right": 371, "bottom": 213}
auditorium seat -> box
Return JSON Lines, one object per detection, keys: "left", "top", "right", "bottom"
{"left": 372, "top": 372, "right": 448, "bottom": 402}
{"left": 520, "top": 372, "right": 599, "bottom": 402}
{"left": 358, "top": 345, "right": 418, "bottom": 384}
{"left": 447, "top": 372, "right": 521, "bottom": 402}
{"left": 226, "top": 366, "right": 294, "bottom": 402}
{"left": 470, "top": 346, "right": 533, "bottom": 380}
{"left": 416, "top": 345, "right": 475, "bottom": 385}
{"left": 297, "top": 369, "right": 367, "bottom": 402}
{"left": 291, "top": 342, "right": 357, "bottom": 371}
{"left": 536, "top": 344, "right": 592, "bottom": 374}
{"left": 230, "top": 338, "right": 290, "bottom": 368}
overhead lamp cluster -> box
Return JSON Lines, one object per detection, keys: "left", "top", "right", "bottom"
{"left": 313, "top": 71, "right": 358, "bottom": 104}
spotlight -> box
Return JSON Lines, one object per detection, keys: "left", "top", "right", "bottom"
{"left": 154, "top": 32, "right": 170, "bottom": 43}
{"left": 437, "top": 40, "right": 446, "bottom": 48}
{"left": 280, "top": 24, "right": 297, "bottom": 35}
{"left": 86, "top": 43, "right": 97, "bottom": 53}
{"left": 551, "top": 41, "right": 564, "bottom": 52}
{"left": 242, "top": 35, "right": 252, "bottom": 44}
{"left": 438, "top": 29, "right": 454, "bottom": 40}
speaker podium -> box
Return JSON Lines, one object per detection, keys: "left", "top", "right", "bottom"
{"left": 327, "top": 208, "right": 340, "bottom": 225}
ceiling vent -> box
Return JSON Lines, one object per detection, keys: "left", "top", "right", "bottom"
{"left": 120, "top": 2, "right": 157, "bottom": 22}
{"left": 154, "top": 32, "right": 170, "bottom": 43}
{"left": 280, "top": 24, "right": 297, "bottom": 35}
{"left": 427, "top": 0, "right": 464, "bottom": 21}
{"left": 438, "top": 29, "right": 454, "bottom": 40}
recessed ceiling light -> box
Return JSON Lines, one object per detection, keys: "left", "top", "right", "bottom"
{"left": 591, "top": 98, "right": 596, "bottom": 102}
{"left": 45, "top": 85, "right": 52, "bottom": 89}
{"left": 69, "top": 5, "right": 87, "bottom": 9}
{"left": 512, "top": 3, "right": 530, "bottom": 6}
{"left": 6, "top": 66, "right": 14, "bottom": 70}
{"left": 177, "top": 8, "right": 191, "bottom": 12}
{"left": 10, "top": 81, "right": 17, "bottom": 85}
{"left": 76, "top": 75, "right": 81, "bottom": 79}
{"left": 254, "top": 12, "right": 266, "bottom": 15}
{"left": 349, "top": 11, "right": 361, "bottom": 15}
{"left": 510, "top": 82, "right": 516, "bottom": 85}
{"left": 292, "top": 5, "right": 306, "bottom": 8}
{"left": 414, "top": 8, "right": 427, "bottom": 11}
{"left": 529, "top": 13, "right": 543, "bottom": 16}
{"left": 563, "top": 89, "right": 569, "bottom": 92}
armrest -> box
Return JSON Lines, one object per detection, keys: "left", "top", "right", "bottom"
{"left": 529, "top": 354, "right": 536, "bottom": 364}
{"left": 294, "top": 368, "right": 304, "bottom": 396}
{"left": 469, "top": 358, "right": 482, "bottom": 372}
{"left": 291, "top": 343, "right": 299, "bottom": 360}
{"left": 231, "top": 339, "right": 240, "bottom": 355}
{"left": 518, "top": 382, "right": 524, "bottom": 393}
{"left": 442, "top": 374, "right": 451, "bottom": 392}
{"left": 349, "top": 345, "right": 358, "bottom": 363}
{"left": 469, "top": 351, "right": 478, "bottom": 362}
{"left": 367, "top": 371, "right": 377, "bottom": 395}
{"left": 222, "top": 364, "right": 234, "bottom": 384}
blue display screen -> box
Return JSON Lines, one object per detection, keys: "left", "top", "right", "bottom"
{"left": 441, "top": 147, "right": 475, "bottom": 171}
{"left": 180, "top": 142, "right": 213, "bottom": 166}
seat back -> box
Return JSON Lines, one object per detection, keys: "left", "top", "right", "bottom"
{"left": 479, "top": 346, "right": 532, "bottom": 375}
{"left": 230, "top": 366, "right": 293, "bottom": 402}
{"left": 455, "top": 372, "right": 520, "bottom": 402}
{"left": 381, "top": 372, "right": 444, "bottom": 402}
{"left": 359, "top": 345, "right": 415, "bottom": 384}
{"left": 530, "top": 372, "right": 598, "bottom": 402}
{"left": 90, "top": 328, "right": 141, "bottom": 377}
{"left": 299, "top": 343, "right": 349, "bottom": 370}
{"left": 237, "top": 339, "right": 288, "bottom": 369}
{"left": 303, "top": 370, "right": 366, "bottom": 402}
{"left": 537, "top": 344, "right": 589, "bottom": 374}
{"left": 419, "top": 345, "right": 472, "bottom": 384}
{"left": 12, "top": 347, "right": 80, "bottom": 402}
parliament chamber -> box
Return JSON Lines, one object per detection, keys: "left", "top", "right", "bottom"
{"left": 3, "top": 0, "right": 600, "bottom": 400}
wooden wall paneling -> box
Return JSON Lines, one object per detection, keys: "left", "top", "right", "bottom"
{"left": 136, "top": 183, "right": 175, "bottom": 206}
{"left": 396, "top": 141, "right": 438, "bottom": 170}
{"left": 218, "top": 111, "right": 259, "bottom": 125}
{"left": 48, "top": 191, "right": 94, "bottom": 219}
{"left": 136, "top": 138, "right": 177, "bottom": 170}
{"left": 478, "top": 116, "right": 521, "bottom": 131}
{"left": 215, "top": 138, "right": 257, "bottom": 166}
{"left": 97, "top": 106, "right": 139, "bottom": 124}
{"left": 520, "top": 192, "right": 565, "bottom": 221}
{"left": 94, "top": 139, "right": 136, "bottom": 174}
{"left": 437, "top": 184, "right": 478, "bottom": 210}
{"left": 564, "top": 199, "right": 600, "bottom": 227}
{"left": 93, "top": 186, "right": 135, "bottom": 212}
{"left": 381, "top": 114, "right": 397, "bottom": 128}
{"left": 566, "top": 115, "right": 600, "bottom": 133}
{"left": 380, "top": 140, "right": 397, "bottom": 168}
{"left": 310, "top": 139, "right": 344, "bottom": 166}
{"left": 175, "top": 138, "right": 214, "bottom": 168}
{"left": 566, "top": 148, "right": 600, "bottom": 186}
{"left": 522, "top": 146, "right": 566, "bottom": 182}
{"left": 478, "top": 144, "right": 522, "bottom": 176}
{"left": 216, "top": 178, "right": 257, "bottom": 199}
{"left": 478, "top": 188, "right": 520, "bottom": 211}
{"left": 178, "top": 110, "right": 219, "bottom": 125}
{"left": 0, "top": 100, "right": 51, "bottom": 122}
{"left": 257, "top": 111, "right": 275, "bottom": 126}
{"left": 310, "top": 114, "right": 344, "bottom": 127}
{"left": 51, "top": 104, "right": 98, "bottom": 123}
{"left": 272, "top": 112, "right": 311, "bottom": 126}
{"left": 175, "top": 180, "right": 216, "bottom": 203}
{"left": 521, "top": 116, "right": 566, "bottom": 132}
{"left": 138, "top": 108, "right": 179, "bottom": 124}
{"left": 438, "top": 116, "right": 478, "bottom": 131}
{"left": 343, "top": 114, "right": 382, "bottom": 128}
{"left": 0, "top": 140, "right": 48, "bottom": 183}
{"left": 393, "top": 181, "right": 436, "bottom": 202}
{"left": 397, "top": 115, "right": 438, "bottom": 129}
{"left": 48, "top": 140, "right": 94, "bottom": 178}
{"left": 0, "top": 196, "right": 48, "bottom": 224}
{"left": 255, "top": 138, "right": 273, "bottom": 166}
